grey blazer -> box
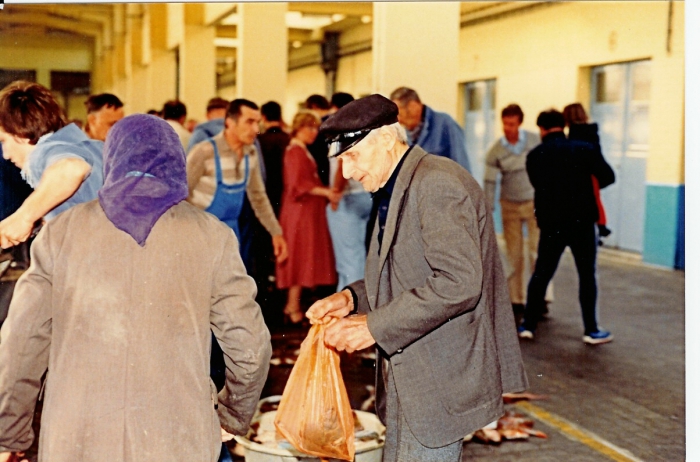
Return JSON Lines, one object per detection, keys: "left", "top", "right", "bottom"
{"left": 349, "top": 146, "right": 528, "bottom": 448}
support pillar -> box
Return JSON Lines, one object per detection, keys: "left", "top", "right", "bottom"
{"left": 236, "top": 3, "right": 287, "bottom": 105}
{"left": 372, "top": 2, "right": 461, "bottom": 118}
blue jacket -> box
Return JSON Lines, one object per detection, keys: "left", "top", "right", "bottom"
{"left": 26, "top": 124, "right": 104, "bottom": 221}
{"left": 188, "top": 118, "right": 225, "bottom": 153}
{"left": 414, "top": 105, "right": 471, "bottom": 173}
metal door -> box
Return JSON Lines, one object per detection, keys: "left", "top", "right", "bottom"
{"left": 462, "top": 80, "right": 501, "bottom": 230}
{"left": 590, "top": 60, "right": 650, "bottom": 252}
{"left": 463, "top": 79, "right": 496, "bottom": 188}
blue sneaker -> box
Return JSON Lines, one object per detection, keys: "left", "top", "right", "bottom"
{"left": 517, "top": 325, "right": 534, "bottom": 340}
{"left": 583, "top": 329, "right": 613, "bottom": 345}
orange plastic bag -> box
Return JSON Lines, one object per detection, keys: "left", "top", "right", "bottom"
{"left": 274, "top": 323, "right": 355, "bottom": 461}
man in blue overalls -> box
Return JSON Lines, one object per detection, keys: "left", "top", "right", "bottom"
{"left": 186, "top": 99, "right": 286, "bottom": 258}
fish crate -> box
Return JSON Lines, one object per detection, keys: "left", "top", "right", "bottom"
{"left": 234, "top": 396, "right": 384, "bottom": 462}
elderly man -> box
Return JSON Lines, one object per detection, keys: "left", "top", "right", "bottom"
{"left": 84, "top": 93, "right": 124, "bottom": 141}
{"left": 0, "top": 114, "right": 271, "bottom": 461}
{"left": 390, "top": 86, "right": 471, "bottom": 173}
{"left": 0, "top": 81, "right": 103, "bottom": 249}
{"left": 307, "top": 94, "right": 527, "bottom": 461}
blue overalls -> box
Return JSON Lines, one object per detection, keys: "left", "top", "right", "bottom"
{"left": 204, "top": 139, "right": 249, "bottom": 240}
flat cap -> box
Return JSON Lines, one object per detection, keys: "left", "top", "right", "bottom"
{"left": 319, "top": 94, "right": 399, "bottom": 157}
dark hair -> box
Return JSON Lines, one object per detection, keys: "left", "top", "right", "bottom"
{"left": 0, "top": 81, "right": 66, "bottom": 144}
{"left": 261, "top": 101, "right": 282, "bottom": 122}
{"left": 331, "top": 92, "right": 354, "bottom": 110}
{"left": 536, "top": 109, "right": 566, "bottom": 130}
{"left": 85, "top": 93, "right": 123, "bottom": 114}
{"left": 146, "top": 109, "right": 161, "bottom": 117}
{"left": 501, "top": 104, "right": 524, "bottom": 123}
{"left": 162, "top": 100, "right": 187, "bottom": 120}
{"left": 227, "top": 99, "right": 259, "bottom": 121}
{"left": 389, "top": 87, "right": 421, "bottom": 106}
{"left": 304, "top": 94, "right": 330, "bottom": 110}
{"left": 562, "top": 103, "right": 589, "bottom": 126}
{"left": 206, "top": 97, "right": 229, "bottom": 113}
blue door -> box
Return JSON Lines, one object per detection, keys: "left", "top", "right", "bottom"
{"left": 590, "top": 60, "right": 650, "bottom": 252}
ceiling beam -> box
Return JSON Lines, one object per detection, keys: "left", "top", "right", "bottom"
{"left": 287, "top": 2, "right": 372, "bottom": 17}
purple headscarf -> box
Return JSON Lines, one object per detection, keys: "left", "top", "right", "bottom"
{"left": 98, "top": 114, "right": 188, "bottom": 246}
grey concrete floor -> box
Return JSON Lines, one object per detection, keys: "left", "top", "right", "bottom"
{"left": 258, "top": 246, "right": 685, "bottom": 462}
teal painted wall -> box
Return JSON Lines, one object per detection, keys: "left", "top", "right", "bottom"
{"left": 643, "top": 184, "right": 684, "bottom": 269}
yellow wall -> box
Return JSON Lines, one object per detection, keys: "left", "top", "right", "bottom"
{"left": 336, "top": 51, "right": 373, "bottom": 99}
{"left": 285, "top": 64, "right": 325, "bottom": 123}
{"left": 458, "top": 1, "right": 684, "bottom": 184}
{"left": 0, "top": 35, "right": 92, "bottom": 89}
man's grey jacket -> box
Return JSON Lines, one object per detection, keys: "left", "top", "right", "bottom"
{"left": 349, "top": 146, "right": 528, "bottom": 448}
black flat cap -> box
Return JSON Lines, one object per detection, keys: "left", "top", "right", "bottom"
{"left": 319, "top": 94, "right": 399, "bottom": 157}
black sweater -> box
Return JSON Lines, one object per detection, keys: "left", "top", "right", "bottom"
{"left": 526, "top": 131, "right": 615, "bottom": 229}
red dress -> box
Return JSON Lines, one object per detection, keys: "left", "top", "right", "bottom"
{"left": 276, "top": 141, "right": 337, "bottom": 289}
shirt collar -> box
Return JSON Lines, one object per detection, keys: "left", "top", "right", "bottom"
{"left": 373, "top": 146, "right": 412, "bottom": 199}
{"left": 500, "top": 128, "right": 528, "bottom": 154}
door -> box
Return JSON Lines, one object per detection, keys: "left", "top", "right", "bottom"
{"left": 463, "top": 79, "right": 501, "bottom": 229}
{"left": 590, "top": 60, "right": 650, "bottom": 252}
{"left": 463, "top": 79, "right": 496, "bottom": 188}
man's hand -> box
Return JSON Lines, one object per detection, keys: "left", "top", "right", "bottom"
{"left": 324, "top": 314, "right": 376, "bottom": 353}
{"left": 306, "top": 289, "right": 354, "bottom": 324}
{"left": 272, "top": 234, "right": 288, "bottom": 263}
{"left": 0, "top": 212, "right": 34, "bottom": 249}
{"left": 221, "top": 427, "right": 235, "bottom": 443}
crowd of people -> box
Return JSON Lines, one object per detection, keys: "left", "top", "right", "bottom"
{"left": 0, "top": 79, "right": 615, "bottom": 461}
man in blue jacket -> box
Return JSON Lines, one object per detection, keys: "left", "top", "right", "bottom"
{"left": 0, "top": 81, "right": 103, "bottom": 249}
{"left": 390, "top": 86, "right": 471, "bottom": 173}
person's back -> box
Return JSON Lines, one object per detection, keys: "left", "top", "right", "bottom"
{"left": 527, "top": 133, "right": 613, "bottom": 229}
{"left": 0, "top": 115, "right": 271, "bottom": 461}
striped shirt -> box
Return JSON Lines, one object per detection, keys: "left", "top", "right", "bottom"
{"left": 186, "top": 132, "right": 282, "bottom": 236}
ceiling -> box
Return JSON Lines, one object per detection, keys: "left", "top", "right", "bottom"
{"left": 0, "top": 2, "right": 540, "bottom": 77}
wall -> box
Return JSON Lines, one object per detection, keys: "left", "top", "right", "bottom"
{"left": 0, "top": 34, "right": 93, "bottom": 120}
{"left": 458, "top": 1, "right": 685, "bottom": 268}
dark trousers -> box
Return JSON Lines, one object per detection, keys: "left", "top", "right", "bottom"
{"left": 523, "top": 222, "right": 599, "bottom": 334}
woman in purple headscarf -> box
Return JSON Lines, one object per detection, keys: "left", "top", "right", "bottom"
{"left": 0, "top": 114, "right": 271, "bottom": 462}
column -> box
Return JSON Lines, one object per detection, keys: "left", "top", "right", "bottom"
{"left": 236, "top": 3, "right": 288, "bottom": 105}
{"left": 372, "top": 2, "right": 461, "bottom": 118}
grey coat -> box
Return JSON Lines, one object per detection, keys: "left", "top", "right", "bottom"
{"left": 0, "top": 201, "right": 271, "bottom": 461}
{"left": 349, "top": 146, "right": 528, "bottom": 448}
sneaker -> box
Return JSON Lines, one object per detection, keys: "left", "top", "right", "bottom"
{"left": 517, "top": 325, "right": 534, "bottom": 339}
{"left": 583, "top": 330, "right": 613, "bottom": 345}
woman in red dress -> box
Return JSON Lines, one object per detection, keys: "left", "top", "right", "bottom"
{"left": 276, "top": 111, "right": 341, "bottom": 324}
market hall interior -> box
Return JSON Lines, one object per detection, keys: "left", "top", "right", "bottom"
{"left": 0, "top": 1, "right": 687, "bottom": 461}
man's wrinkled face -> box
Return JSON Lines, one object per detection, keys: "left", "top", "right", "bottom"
{"left": 502, "top": 115, "right": 522, "bottom": 142}
{"left": 89, "top": 105, "right": 124, "bottom": 141}
{"left": 339, "top": 131, "right": 393, "bottom": 193}
{"left": 225, "top": 106, "right": 261, "bottom": 146}
{"left": 393, "top": 99, "right": 422, "bottom": 131}
{"left": 0, "top": 127, "right": 33, "bottom": 170}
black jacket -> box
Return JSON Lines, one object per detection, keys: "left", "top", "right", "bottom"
{"left": 526, "top": 131, "right": 614, "bottom": 229}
